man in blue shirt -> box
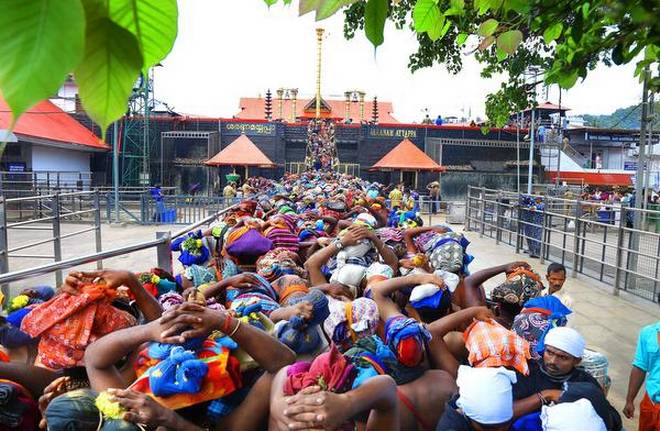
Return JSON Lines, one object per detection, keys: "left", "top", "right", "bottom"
{"left": 624, "top": 321, "right": 660, "bottom": 431}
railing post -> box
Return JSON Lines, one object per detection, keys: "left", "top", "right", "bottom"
{"left": 539, "top": 205, "right": 547, "bottom": 264}
{"left": 495, "top": 197, "right": 501, "bottom": 245}
{"left": 51, "top": 193, "right": 63, "bottom": 286}
{"left": 464, "top": 187, "right": 472, "bottom": 231}
{"left": 571, "top": 198, "right": 581, "bottom": 278}
{"left": 515, "top": 197, "right": 522, "bottom": 254}
{"left": 156, "top": 231, "right": 172, "bottom": 273}
{"left": 105, "top": 193, "right": 111, "bottom": 222}
{"left": 93, "top": 190, "right": 103, "bottom": 269}
{"left": 141, "top": 193, "right": 147, "bottom": 224}
{"left": 613, "top": 205, "right": 627, "bottom": 296}
{"left": 0, "top": 198, "right": 9, "bottom": 300}
{"left": 479, "top": 187, "right": 486, "bottom": 238}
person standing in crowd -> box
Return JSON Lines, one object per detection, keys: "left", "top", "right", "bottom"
{"left": 389, "top": 183, "right": 403, "bottom": 210}
{"left": 427, "top": 180, "right": 441, "bottom": 214}
{"left": 223, "top": 181, "right": 237, "bottom": 205}
{"left": 624, "top": 321, "right": 660, "bottom": 431}
{"left": 522, "top": 196, "right": 544, "bottom": 258}
{"left": 545, "top": 262, "right": 572, "bottom": 308}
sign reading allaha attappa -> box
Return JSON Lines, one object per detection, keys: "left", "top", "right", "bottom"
{"left": 223, "top": 122, "right": 277, "bottom": 136}
{"left": 368, "top": 127, "right": 417, "bottom": 139}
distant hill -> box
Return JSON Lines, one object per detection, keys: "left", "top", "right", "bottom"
{"left": 582, "top": 102, "right": 659, "bottom": 129}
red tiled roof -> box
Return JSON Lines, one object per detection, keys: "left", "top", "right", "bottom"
{"left": 205, "top": 134, "right": 275, "bottom": 167}
{"left": 547, "top": 170, "right": 633, "bottom": 187}
{"left": 0, "top": 97, "right": 108, "bottom": 151}
{"left": 236, "top": 97, "right": 399, "bottom": 123}
{"left": 370, "top": 138, "right": 444, "bottom": 172}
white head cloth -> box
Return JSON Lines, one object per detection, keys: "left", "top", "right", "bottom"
{"left": 541, "top": 398, "right": 606, "bottom": 431}
{"left": 544, "top": 327, "right": 585, "bottom": 358}
{"left": 456, "top": 365, "right": 517, "bottom": 425}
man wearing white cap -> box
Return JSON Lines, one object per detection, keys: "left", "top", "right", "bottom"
{"left": 436, "top": 365, "right": 517, "bottom": 431}
{"left": 511, "top": 327, "right": 612, "bottom": 420}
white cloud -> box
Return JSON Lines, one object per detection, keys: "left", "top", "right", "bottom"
{"left": 152, "top": 1, "right": 643, "bottom": 123}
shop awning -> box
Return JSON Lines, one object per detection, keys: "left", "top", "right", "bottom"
{"left": 369, "top": 138, "right": 444, "bottom": 172}
{"left": 205, "top": 133, "right": 276, "bottom": 167}
{"left": 547, "top": 170, "right": 634, "bottom": 187}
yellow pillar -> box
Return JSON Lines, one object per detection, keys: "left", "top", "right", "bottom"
{"left": 344, "top": 91, "right": 351, "bottom": 123}
{"left": 290, "top": 88, "right": 298, "bottom": 122}
{"left": 358, "top": 91, "right": 366, "bottom": 122}
{"left": 315, "top": 28, "right": 325, "bottom": 119}
{"left": 276, "top": 88, "right": 284, "bottom": 120}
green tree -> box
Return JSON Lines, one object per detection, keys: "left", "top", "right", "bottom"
{"left": 299, "top": 0, "right": 660, "bottom": 127}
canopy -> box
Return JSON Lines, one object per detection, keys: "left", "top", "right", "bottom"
{"left": 205, "top": 134, "right": 276, "bottom": 167}
{"left": 370, "top": 138, "right": 444, "bottom": 172}
{"left": 547, "top": 170, "right": 633, "bottom": 187}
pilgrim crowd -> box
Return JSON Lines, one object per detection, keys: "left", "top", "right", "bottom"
{"left": 0, "top": 171, "right": 658, "bottom": 431}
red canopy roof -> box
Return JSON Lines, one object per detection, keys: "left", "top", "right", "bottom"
{"left": 370, "top": 138, "right": 444, "bottom": 172}
{"left": 547, "top": 171, "right": 633, "bottom": 187}
{"left": 524, "top": 101, "right": 570, "bottom": 112}
{"left": 236, "top": 97, "right": 399, "bottom": 123}
{"left": 205, "top": 134, "right": 275, "bottom": 167}
{"left": 0, "top": 97, "right": 108, "bottom": 151}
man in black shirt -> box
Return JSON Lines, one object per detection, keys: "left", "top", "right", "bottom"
{"left": 511, "top": 327, "right": 621, "bottom": 430}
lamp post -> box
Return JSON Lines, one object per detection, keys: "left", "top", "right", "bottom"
{"left": 525, "top": 67, "right": 543, "bottom": 194}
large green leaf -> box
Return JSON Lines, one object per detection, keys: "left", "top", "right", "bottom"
{"left": 299, "top": 0, "right": 321, "bottom": 15}
{"left": 413, "top": 0, "right": 441, "bottom": 33}
{"left": 478, "top": 18, "right": 499, "bottom": 37}
{"left": 316, "top": 0, "right": 357, "bottom": 20}
{"left": 263, "top": 0, "right": 278, "bottom": 5}
{"left": 0, "top": 0, "right": 85, "bottom": 121}
{"left": 496, "top": 29, "right": 522, "bottom": 54}
{"left": 365, "top": 0, "right": 388, "bottom": 48}
{"left": 75, "top": 16, "right": 143, "bottom": 134}
{"left": 109, "top": 0, "right": 178, "bottom": 73}
{"left": 543, "top": 22, "right": 563, "bottom": 44}
{"left": 456, "top": 32, "right": 469, "bottom": 46}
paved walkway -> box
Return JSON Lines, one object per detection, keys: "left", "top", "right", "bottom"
{"left": 455, "top": 221, "right": 660, "bottom": 430}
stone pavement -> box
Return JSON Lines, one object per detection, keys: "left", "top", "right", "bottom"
{"left": 454, "top": 221, "right": 660, "bottom": 430}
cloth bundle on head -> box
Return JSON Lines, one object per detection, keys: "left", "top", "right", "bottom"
{"left": 344, "top": 335, "right": 424, "bottom": 385}
{"left": 283, "top": 345, "right": 356, "bottom": 396}
{"left": 513, "top": 296, "right": 572, "bottom": 359}
{"left": 324, "top": 298, "right": 379, "bottom": 347}
{"left": 559, "top": 382, "right": 621, "bottom": 431}
{"left": 256, "top": 249, "right": 304, "bottom": 284}
{"left": 541, "top": 399, "right": 606, "bottom": 431}
{"left": 384, "top": 316, "right": 432, "bottom": 367}
{"left": 543, "top": 327, "right": 585, "bottom": 358}
{"left": 171, "top": 230, "right": 210, "bottom": 267}
{"left": 223, "top": 226, "right": 273, "bottom": 265}
{"left": 364, "top": 262, "right": 394, "bottom": 290}
{"left": 409, "top": 283, "right": 450, "bottom": 311}
{"left": 0, "top": 379, "right": 38, "bottom": 429}
{"left": 329, "top": 263, "right": 367, "bottom": 291}
{"left": 275, "top": 289, "right": 329, "bottom": 354}
{"left": 491, "top": 268, "right": 543, "bottom": 308}
{"left": 264, "top": 215, "right": 300, "bottom": 252}
{"left": 464, "top": 319, "right": 531, "bottom": 375}
{"left": 433, "top": 269, "right": 460, "bottom": 292}
{"left": 456, "top": 365, "right": 517, "bottom": 426}
{"left": 132, "top": 339, "right": 241, "bottom": 410}
{"left": 271, "top": 275, "right": 310, "bottom": 306}
{"left": 354, "top": 213, "right": 377, "bottom": 229}
{"left": 21, "top": 284, "right": 136, "bottom": 369}
{"left": 183, "top": 264, "right": 217, "bottom": 289}
{"left": 425, "top": 231, "right": 472, "bottom": 274}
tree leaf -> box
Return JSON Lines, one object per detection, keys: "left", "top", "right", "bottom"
{"left": 0, "top": 0, "right": 85, "bottom": 121}
{"left": 316, "top": 0, "right": 358, "bottom": 20}
{"left": 426, "top": 13, "right": 446, "bottom": 41}
{"left": 109, "top": 0, "right": 178, "bottom": 73}
{"left": 558, "top": 69, "right": 579, "bottom": 89}
{"left": 543, "top": 22, "right": 563, "bottom": 44}
{"left": 75, "top": 16, "right": 143, "bottom": 134}
{"left": 445, "top": 0, "right": 464, "bottom": 16}
{"left": 478, "top": 18, "right": 499, "bottom": 37}
{"left": 456, "top": 32, "right": 469, "bottom": 46}
{"left": 299, "top": 0, "right": 321, "bottom": 15}
{"left": 365, "top": 0, "right": 388, "bottom": 48}
{"left": 503, "top": 0, "right": 529, "bottom": 13}
{"left": 437, "top": 19, "right": 452, "bottom": 40}
{"left": 478, "top": 35, "right": 495, "bottom": 51}
{"left": 263, "top": 0, "right": 278, "bottom": 5}
{"left": 496, "top": 47, "right": 508, "bottom": 61}
{"left": 496, "top": 29, "right": 522, "bottom": 54}
{"left": 413, "top": 0, "right": 441, "bottom": 33}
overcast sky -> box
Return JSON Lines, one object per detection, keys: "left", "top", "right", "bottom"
{"left": 152, "top": 1, "right": 643, "bottom": 123}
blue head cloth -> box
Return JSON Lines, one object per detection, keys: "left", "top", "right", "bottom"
{"left": 6, "top": 307, "right": 32, "bottom": 328}
{"left": 351, "top": 365, "right": 380, "bottom": 389}
{"left": 147, "top": 337, "right": 206, "bottom": 360}
{"left": 32, "top": 286, "right": 55, "bottom": 301}
{"left": 149, "top": 346, "right": 208, "bottom": 397}
{"left": 275, "top": 289, "right": 329, "bottom": 354}
{"left": 156, "top": 278, "right": 178, "bottom": 296}
{"left": 384, "top": 316, "right": 432, "bottom": 355}
{"left": 523, "top": 296, "right": 573, "bottom": 354}
{"left": 410, "top": 289, "right": 447, "bottom": 310}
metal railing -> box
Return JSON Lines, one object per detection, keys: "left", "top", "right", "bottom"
{"left": 0, "top": 191, "right": 103, "bottom": 296}
{"left": 0, "top": 203, "right": 238, "bottom": 299}
{"left": 465, "top": 186, "right": 660, "bottom": 302}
